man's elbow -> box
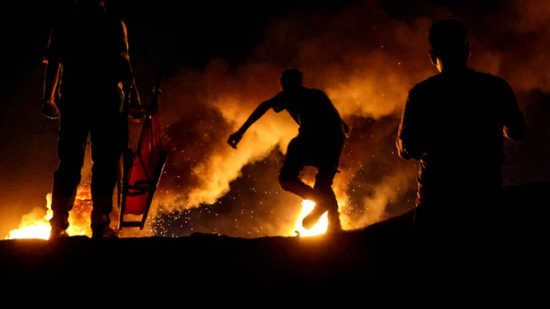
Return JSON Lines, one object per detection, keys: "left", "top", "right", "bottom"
{"left": 258, "top": 100, "right": 274, "bottom": 113}
{"left": 396, "top": 137, "right": 419, "bottom": 160}
{"left": 504, "top": 120, "right": 526, "bottom": 141}
{"left": 398, "top": 150, "right": 411, "bottom": 159}
{"left": 398, "top": 148, "right": 420, "bottom": 160}
{"left": 45, "top": 59, "right": 61, "bottom": 73}
{"left": 505, "top": 127, "right": 525, "bottom": 141}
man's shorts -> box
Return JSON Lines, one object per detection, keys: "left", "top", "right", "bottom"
{"left": 284, "top": 133, "right": 344, "bottom": 171}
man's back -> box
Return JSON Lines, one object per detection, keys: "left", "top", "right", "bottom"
{"left": 399, "top": 69, "right": 524, "bottom": 206}
{"left": 398, "top": 20, "right": 526, "bottom": 307}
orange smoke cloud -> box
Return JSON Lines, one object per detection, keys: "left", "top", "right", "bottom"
{"left": 143, "top": 0, "right": 550, "bottom": 236}
{"left": 147, "top": 1, "right": 437, "bottom": 235}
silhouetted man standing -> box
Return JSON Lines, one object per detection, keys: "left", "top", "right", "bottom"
{"left": 396, "top": 20, "right": 525, "bottom": 308}
{"left": 228, "top": 69, "right": 347, "bottom": 233}
{"left": 43, "top": 0, "right": 139, "bottom": 239}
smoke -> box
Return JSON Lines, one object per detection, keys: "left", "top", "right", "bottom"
{"left": 124, "top": 0, "right": 550, "bottom": 237}
{"left": 455, "top": 0, "right": 550, "bottom": 95}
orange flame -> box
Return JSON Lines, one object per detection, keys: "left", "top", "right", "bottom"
{"left": 5, "top": 194, "right": 53, "bottom": 240}
{"left": 6, "top": 185, "right": 94, "bottom": 240}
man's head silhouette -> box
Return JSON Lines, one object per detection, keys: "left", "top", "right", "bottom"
{"left": 280, "top": 69, "right": 303, "bottom": 91}
{"left": 428, "top": 19, "right": 469, "bottom": 71}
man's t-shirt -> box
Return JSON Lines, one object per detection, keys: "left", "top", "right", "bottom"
{"left": 266, "top": 87, "right": 346, "bottom": 140}
{"left": 397, "top": 69, "right": 525, "bottom": 206}
{"left": 45, "top": 9, "right": 130, "bottom": 96}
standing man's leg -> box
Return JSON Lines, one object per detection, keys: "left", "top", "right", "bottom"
{"left": 414, "top": 201, "right": 448, "bottom": 308}
{"left": 50, "top": 97, "right": 89, "bottom": 237}
{"left": 89, "top": 94, "right": 125, "bottom": 237}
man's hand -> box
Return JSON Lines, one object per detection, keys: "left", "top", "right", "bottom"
{"left": 42, "top": 99, "right": 60, "bottom": 119}
{"left": 227, "top": 130, "right": 244, "bottom": 149}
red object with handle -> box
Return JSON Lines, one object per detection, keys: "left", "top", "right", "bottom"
{"left": 118, "top": 77, "right": 168, "bottom": 229}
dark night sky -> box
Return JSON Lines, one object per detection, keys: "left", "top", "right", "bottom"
{"left": 1, "top": 0, "right": 549, "bottom": 238}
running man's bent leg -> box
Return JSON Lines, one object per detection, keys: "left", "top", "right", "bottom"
{"left": 279, "top": 163, "right": 318, "bottom": 201}
{"left": 278, "top": 137, "right": 318, "bottom": 201}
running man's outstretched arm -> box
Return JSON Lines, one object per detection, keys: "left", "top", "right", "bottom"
{"left": 227, "top": 100, "right": 273, "bottom": 149}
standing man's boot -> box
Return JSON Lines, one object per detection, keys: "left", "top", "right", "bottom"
{"left": 49, "top": 213, "right": 69, "bottom": 240}
{"left": 91, "top": 208, "right": 118, "bottom": 239}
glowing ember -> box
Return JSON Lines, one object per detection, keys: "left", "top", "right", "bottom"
{"left": 66, "top": 185, "right": 93, "bottom": 237}
{"left": 6, "top": 182, "right": 94, "bottom": 240}
{"left": 295, "top": 200, "right": 328, "bottom": 237}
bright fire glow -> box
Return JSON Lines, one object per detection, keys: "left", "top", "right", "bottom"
{"left": 6, "top": 185, "right": 93, "bottom": 240}
{"left": 295, "top": 200, "right": 328, "bottom": 237}
{"left": 6, "top": 194, "right": 54, "bottom": 240}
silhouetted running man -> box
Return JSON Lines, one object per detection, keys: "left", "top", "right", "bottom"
{"left": 43, "top": 0, "right": 140, "bottom": 239}
{"left": 396, "top": 20, "right": 525, "bottom": 308}
{"left": 228, "top": 69, "right": 348, "bottom": 233}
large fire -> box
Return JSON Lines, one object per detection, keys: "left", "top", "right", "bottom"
{"left": 6, "top": 195, "right": 54, "bottom": 240}
{"left": 5, "top": 183, "right": 93, "bottom": 240}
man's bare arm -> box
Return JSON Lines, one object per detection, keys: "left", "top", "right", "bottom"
{"left": 43, "top": 60, "right": 60, "bottom": 101}
{"left": 396, "top": 125, "right": 422, "bottom": 160}
{"left": 120, "top": 21, "right": 142, "bottom": 117}
{"left": 503, "top": 112, "right": 525, "bottom": 141}
{"left": 42, "top": 59, "right": 61, "bottom": 119}
{"left": 501, "top": 81, "right": 525, "bottom": 141}
{"left": 396, "top": 93, "right": 423, "bottom": 160}
{"left": 227, "top": 101, "right": 272, "bottom": 149}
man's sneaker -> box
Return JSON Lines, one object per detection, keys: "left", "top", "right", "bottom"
{"left": 302, "top": 204, "right": 328, "bottom": 230}
{"left": 92, "top": 226, "right": 119, "bottom": 239}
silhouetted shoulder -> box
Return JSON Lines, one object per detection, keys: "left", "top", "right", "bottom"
{"left": 268, "top": 87, "right": 331, "bottom": 113}
{"left": 267, "top": 91, "right": 287, "bottom": 112}
{"left": 468, "top": 70, "right": 512, "bottom": 89}
{"left": 468, "top": 69, "right": 501, "bottom": 80}
{"left": 466, "top": 71, "right": 526, "bottom": 141}
{"left": 412, "top": 74, "right": 441, "bottom": 90}
{"left": 409, "top": 70, "right": 513, "bottom": 98}
{"left": 306, "top": 88, "right": 328, "bottom": 96}
{"left": 406, "top": 74, "right": 440, "bottom": 103}
{"left": 302, "top": 88, "right": 331, "bottom": 102}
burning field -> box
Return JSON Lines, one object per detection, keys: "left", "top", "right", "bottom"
{"left": 4, "top": 0, "right": 550, "bottom": 239}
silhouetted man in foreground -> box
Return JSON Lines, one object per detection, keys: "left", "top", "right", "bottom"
{"left": 228, "top": 69, "right": 348, "bottom": 233}
{"left": 43, "top": 0, "right": 139, "bottom": 239}
{"left": 396, "top": 20, "right": 525, "bottom": 308}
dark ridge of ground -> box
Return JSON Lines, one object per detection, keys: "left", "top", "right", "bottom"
{"left": 0, "top": 182, "right": 548, "bottom": 308}
{"left": 0, "top": 213, "right": 416, "bottom": 307}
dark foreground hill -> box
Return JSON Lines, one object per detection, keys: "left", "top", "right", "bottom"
{"left": 0, "top": 182, "right": 548, "bottom": 308}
